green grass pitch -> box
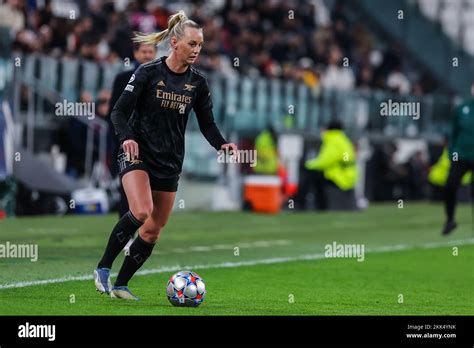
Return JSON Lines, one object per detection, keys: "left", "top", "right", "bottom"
{"left": 0, "top": 202, "right": 473, "bottom": 315}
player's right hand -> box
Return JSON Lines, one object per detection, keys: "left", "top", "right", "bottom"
{"left": 123, "top": 139, "right": 139, "bottom": 161}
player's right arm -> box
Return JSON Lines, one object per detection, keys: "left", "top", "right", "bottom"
{"left": 111, "top": 65, "right": 148, "bottom": 160}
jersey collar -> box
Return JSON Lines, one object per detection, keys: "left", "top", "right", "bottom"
{"left": 162, "top": 56, "right": 190, "bottom": 76}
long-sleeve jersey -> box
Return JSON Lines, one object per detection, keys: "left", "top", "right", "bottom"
{"left": 111, "top": 56, "right": 227, "bottom": 178}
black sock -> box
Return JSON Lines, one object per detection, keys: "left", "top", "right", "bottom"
{"left": 97, "top": 211, "right": 143, "bottom": 269}
{"left": 114, "top": 234, "right": 155, "bottom": 287}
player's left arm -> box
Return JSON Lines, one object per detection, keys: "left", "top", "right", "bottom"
{"left": 194, "top": 79, "right": 238, "bottom": 155}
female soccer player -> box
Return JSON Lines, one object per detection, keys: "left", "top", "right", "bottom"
{"left": 94, "top": 11, "right": 237, "bottom": 300}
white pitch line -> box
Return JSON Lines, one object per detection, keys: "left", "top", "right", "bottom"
{"left": 0, "top": 238, "right": 473, "bottom": 290}
{"left": 153, "top": 239, "right": 292, "bottom": 255}
{"left": 25, "top": 228, "right": 79, "bottom": 233}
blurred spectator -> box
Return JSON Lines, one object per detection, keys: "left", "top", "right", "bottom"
{"left": 65, "top": 90, "right": 93, "bottom": 177}
{"left": 321, "top": 45, "right": 355, "bottom": 90}
{"left": 370, "top": 142, "right": 409, "bottom": 201}
{"left": 254, "top": 126, "right": 278, "bottom": 175}
{"left": 428, "top": 138, "right": 471, "bottom": 200}
{"left": 0, "top": 0, "right": 25, "bottom": 35}
{"left": 95, "top": 89, "right": 115, "bottom": 172}
{"left": 441, "top": 82, "right": 474, "bottom": 235}
{"left": 356, "top": 64, "right": 374, "bottom": 91}
{"left": 295, "top": 120, "right": 358, "bottom": 210}
{"left": 386, "top": 65, "right": 411, "bottom": 94}
{"left": 298, "top": 57, "right": 319, "bottom": 90}
{"left": 406, "top": 150, "right": 429, "bottom": 199}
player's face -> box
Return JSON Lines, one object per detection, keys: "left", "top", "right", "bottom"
{"left": 134, "top": 44, "right": 156, "bottom": 64}
{"left": 176, "top": 27, "right": 203, "bottom": 65}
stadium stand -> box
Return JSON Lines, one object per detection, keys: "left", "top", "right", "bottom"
{"left": 0, "top": 0, "right": 470, "bottom": 214}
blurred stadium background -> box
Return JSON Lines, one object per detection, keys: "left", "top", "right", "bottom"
{"left": 0, "top": 0, "right": 473, "bottom": 315}
{"left": 1, "top": 0, "right": 474, "bottom": 214}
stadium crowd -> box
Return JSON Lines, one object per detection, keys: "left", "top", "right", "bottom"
{"left": 1, "top": 0, "right": 434, "bottom": 94}
{"left": 1, "top": 0, "right": 450, "bottom": 210}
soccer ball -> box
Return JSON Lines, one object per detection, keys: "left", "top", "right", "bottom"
{"left": 166, "top": 270, "right": 206, "bottom": 307}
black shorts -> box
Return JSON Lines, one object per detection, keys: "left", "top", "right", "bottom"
{"left": 117, "top": 150, "right": 179, "bottom": 192}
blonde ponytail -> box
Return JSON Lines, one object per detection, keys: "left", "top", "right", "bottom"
{"left": 132, "top": 30, "right": 169, "bottom": 46}
{"left": 132, "top": 11, "right": 200, "bottom": 47}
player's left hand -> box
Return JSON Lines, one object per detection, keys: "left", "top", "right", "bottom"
{"left": 221, "top": 143, "right": 239, "bottom": 160}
